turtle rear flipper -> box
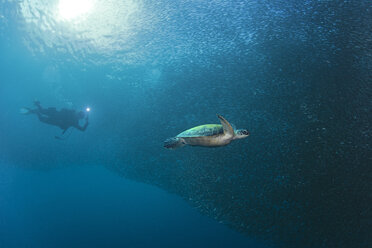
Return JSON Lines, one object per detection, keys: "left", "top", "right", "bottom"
{"left": 164, "top": 137, "right": 186, "bottom": 149}
{"left": 217, "top": 114, "right": 234, "bottom": 137}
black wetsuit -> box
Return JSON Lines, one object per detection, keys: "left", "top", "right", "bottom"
{"left": 34, "top": 104, "right": 89, "bottom": 134}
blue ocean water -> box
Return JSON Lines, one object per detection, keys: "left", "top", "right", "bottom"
{"left": 0, "top": 1, "right": 371, "bottom": 248}
{"left": 0, "top": 165, "right": 266, "bottom": 248}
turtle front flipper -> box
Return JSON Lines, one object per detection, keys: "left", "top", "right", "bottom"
{"left": 217, "top": 114, "right": 234, "bottom": 137}
{"left": 164, "top": 137, "right": 186, "bottom": 149}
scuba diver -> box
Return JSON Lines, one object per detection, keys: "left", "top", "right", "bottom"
{"left": 21, "top": 101, "right": 89, "bottom": 139}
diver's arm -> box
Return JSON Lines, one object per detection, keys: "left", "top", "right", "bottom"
{"left": 62, "top": 127, "right": 69, "bottom": 134}
{"left": 75, "top": 117, "right": 89, "bottom": 132}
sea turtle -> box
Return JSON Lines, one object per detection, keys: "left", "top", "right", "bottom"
{"left": 164, "top": 114, "right": 249, "bottom": 149}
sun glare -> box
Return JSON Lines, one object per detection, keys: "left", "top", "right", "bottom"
{"left": 58, "top": 0, "right": 93, "bottom": 21}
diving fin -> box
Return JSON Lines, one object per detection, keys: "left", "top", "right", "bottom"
{"left": 19, "top": 107, "right": 30, "bottom": 115}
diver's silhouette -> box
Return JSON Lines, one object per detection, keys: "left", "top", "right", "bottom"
{"left": 22, "top": 101, "right": 89, "bottom": 138}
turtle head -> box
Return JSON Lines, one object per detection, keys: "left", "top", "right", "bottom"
{"left": 164, "top": 137, "right": 186, "bottom": 149}
{"left": 234, "top": 129, "right": 250, "bottom": 139}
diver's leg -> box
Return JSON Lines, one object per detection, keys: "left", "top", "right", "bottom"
{"left": 36, "top": 111, "right": 53, "bottom": 125}
{"left": 34, "top": 101, "right": 47, "bottom": 114}
{"left": 34, "top": 102, "right": 56, "bottom": 116}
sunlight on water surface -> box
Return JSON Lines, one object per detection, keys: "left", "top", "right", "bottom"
{"left": 20, "top": 0, "right": 144, "bottom": 63}
{"left": 58, "top": 0, "right": 94, "bottom": 21}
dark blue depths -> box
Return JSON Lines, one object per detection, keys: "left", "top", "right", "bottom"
{"left": 0, "top": 1, "right": 371, "bottom": 248}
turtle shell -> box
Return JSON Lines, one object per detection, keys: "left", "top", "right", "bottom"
{"left": 176, "top": 124, "right": 224, "bottom": 138}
